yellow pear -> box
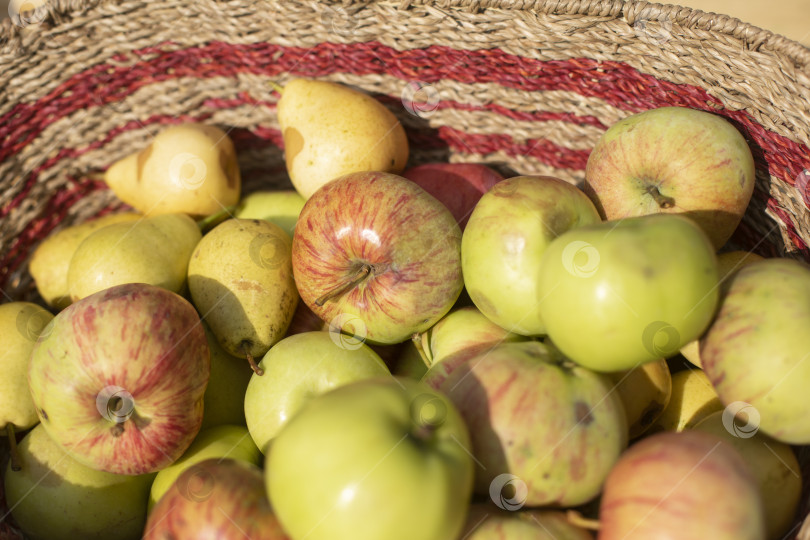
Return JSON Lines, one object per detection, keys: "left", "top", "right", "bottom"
{"left": 0, "top": 302, "right": 53, "bottom": 451}
{"left": 693, "top": 410, "right": 802, "bottom": 540}
{"left": 607, "top": 358, "right": 672, "bottom": 439}
{"left": 67, "top": 213, "right": 201, "bottom": 301}
{"left": 681, "top": 250, "right": 764, "bottom": 368}
{"left": 4, "top": 424, "right": 155, "bottom": 540}
{"left": 648, "top": 368, "right": 724, "bottom": 433}
{"left": 104, "top": 123, "right": 240, "bottom": 217}
{"left": 187, "top": 218, "right": 298, "bottom": 372}
{"left": 29, "top": 212, "right": 141, "bottom": 309}
{"left": 277, "top": 78, "right": 409, "bottom": 199}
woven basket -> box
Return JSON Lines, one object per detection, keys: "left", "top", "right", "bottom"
{"left": 1, "top": 0, "right": 809, "bottom": 538}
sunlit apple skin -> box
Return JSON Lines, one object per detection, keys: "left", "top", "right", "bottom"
{"left": 291, "top": 171, "right": 463, "bottom": 345}
{"left": 583, "top": 106, "right": 755, "bottom": 250}
{"left": 267, "top": 377, "right": 474, "bottom": 540}
{"left": 441, "top": 341, "right": 627, "bottom": 506}
{"left": 143, "top": 458, "right": 289, "bottom": 540}
{"left": 537, "top": 214, "right": 719, "bottom": 372}
{"left": 402, "top": 163, "right": 503, "bottom": 229}
{"left": 461, "top": 503, "right": 593, "bottom": 539}
{"left": 701, "top": 258, "right": 810, "bottom": 444}
{"left": 461, "top": 176, "right": 601, "bottom": 336}
{"left": 27, "top": 283, "right": 209, "bottom": 475}
{"left": 598, "top": 431, "right": 765, "bottom": 540}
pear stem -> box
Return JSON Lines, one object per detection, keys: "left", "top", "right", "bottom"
{"left": 315, "top": 264, "right": 372, "bottom": 307}
{"left": 412, "top": 333, "right": 432, "bottom": 368}
{"left": 269, "top": 81, "right": 284, "bottom": 95}
{"left": 242, "top": 341, "right": 264, "bottom": 376}
{"left": 196, "top": 205, "right": 238, "bottom": 233}
{"left": 6, "top": 424, "right": 21, "bottom": 471}
{"left": 412, "top": 422, "right": 438, "bottom": 442}
{"left": 645, "top": 185, "right": 675, "bottom": 209}
{"left": 566, "top": 510, "right": 601, "bottom": 531}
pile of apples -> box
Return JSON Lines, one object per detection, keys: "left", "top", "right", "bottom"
{"left": 1, "top": 78, "right": 808, "bottom": 540}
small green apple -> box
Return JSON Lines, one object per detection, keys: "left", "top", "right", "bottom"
{"left": 200, "top": 323, "right": 253, "bottom": 430}
{"left": 461, "top": 176, "right": 601, "bottom": 336}
{"left": 537, "top": 214, "right": 719, "bottom": 372}
{"left": 267, "top": 377, "right": 474, "bottom": 540}
{"left": 148, "top": 424, "right": 261, "bottom": 510}
{"left": 235, "top": 189, "right": 306, "bottom": 238}
{"left": 4, "top": 424, "right": 155, "bottom": 540}
{"left": 244, "top": 331, "right": 390, "bottom": 453}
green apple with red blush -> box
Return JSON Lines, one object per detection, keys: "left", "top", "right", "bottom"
{"left": 291, "top": 171, "right": 464, "bottom": 345}
{"left": 27, "top": 283, "right": 210, "bottom": 475}
{"left": 582, "top": 106, "right": 756, "bottom": 250}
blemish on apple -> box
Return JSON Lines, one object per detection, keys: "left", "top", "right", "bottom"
{"left": 575, "top": 401, "right": 594, "bottom": 426}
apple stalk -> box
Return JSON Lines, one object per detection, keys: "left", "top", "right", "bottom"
{"left": 6, "top": 424, "right": 21, "bottom": 471}
{"left": 411, "top": 333, "right": 433, "bottom": 368}
{"left": 314, "top": 263, "right": 376, "bottom": 307}
{"left": 644, "top": 184, "right": 675, "bottom": 209}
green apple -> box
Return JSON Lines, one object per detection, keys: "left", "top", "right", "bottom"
{"left": 4, "top": 424, "right": 155, "bottom": 540}
{"left": 393, "top": 341, "right": 428, "bottom": 380}
{"left": 1, "top": 302, "right": 53, "bottom": 444}
{"left": 235, "top": 189, "right": 306, "bottom": 238}
{"left": 583, "top": 106, "right": 756, "bottom": 250}
{"left": 461, "top": 176, "right": 601, "bottom": 336}
{"left": 148, "top": 424, "right": 260, "bottom": 510}
{"left": 701, "top": 258, "right": 810, "bottom": 444}
{"left": 537, "top": 214, "right": 719, "bottom": 372}
{"left": 440, "top": 340, "right": 627, "bottom": 506}
{"left": 267, "top": 377, "right": 474, "bottom": 540}
{"left": 244, "top": 331, "right": 390, "bottom": 453}
{"left": 200, "top": 323, "right": 253, "bottom": 429}
{"left": 693, "top": 410, "right": 802, "bottom": 540}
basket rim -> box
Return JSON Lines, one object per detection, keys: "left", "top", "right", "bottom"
{"left": 1, "top": 0, "right": 809, "bottom": 68}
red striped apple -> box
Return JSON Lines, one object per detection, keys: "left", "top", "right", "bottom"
{"left": 291, "top": 171, "right": 463, "bottom": 345}
{"left": 28, "top": 283, "right": 210, "bottom": 475}
{"left": 583, "top": 106, "right": 755, "bottom": 250}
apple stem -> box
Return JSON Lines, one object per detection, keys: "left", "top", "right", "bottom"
{"left": 242, "top": 341, "right": 265, "bottom": 376}
{"left": 645, "top": 185, "right": 675, "bottom": 209}
{"left": 269, "top": 81, "right": 284, "bottom": 95}
{"left": 315, "top": 264, "right": 372, "bottom": 307}
{"left": 196, "top": 205, "right": 238, "bottom": 233}
{"left": 566, "top": 510, "right": 601, "bottom": 530}
{"left": 412, "top": 333, "right": 432, "bottom": 368}
{"left": 6, "top": 424, "right": 21, "bottom": 471}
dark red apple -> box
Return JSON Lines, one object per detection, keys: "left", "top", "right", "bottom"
{"left": 402, "top": 162, "right": 503, "bottom": 229}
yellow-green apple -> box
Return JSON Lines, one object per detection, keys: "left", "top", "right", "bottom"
{"left": 701, "top": 258, "right": 810, "bottom": 444}
{"left": 461, "top": 503, "right": 593, "bottom": 539}
{"left": 582, "top": 106, "right": 756, "bottom": 250}
{"left": 693, "top": 410, "right": 802, "bottom": 540}
{"left": 143, "top": 458, "right": 288, "bottom": 540}
{"left": 402, "top": 163, "right": 503, "bottom": 229}
{"left": 199, "top": 323, "right": 253, "bottom": 429}
{"left": 27, "top": 283, "right": 210, "bottom": 475}
{"left": 598, "top": 430, "right": 765, "bottom": 540}
{"left": 244, "top": 331, "right": 390, "bottom": 453}
{"left": 606, "top": 358, "right": 671, "bottom": 439}
{"left": 4, "top": 424, "right": 155, "bottom": 540}
{"left": 291, "top": 171, "right": 463, "bottom": 345}
{"left": 537, "top": 214, "right": 719, "bottom": 372}
{"left": 461, "top": 176, "right": 601, "bottom": 336}
{"left": 1, "top": 301, "right": 53, "bottom": 467}
{"left": 393, "top": 341, "right": 429, "bottom": 380}
{"left": 267, "top": 377, "right": 474, "bottom": 540}
{"left": 148, "top": 424, "right": 261, "bottom": 510}
{"left": 440, "top": 340, "right": 627, "bottom": 506}
{"left": 681, "top": 250, "right": 764, "bottom": 368}
{"left": 235, "top": 189, "right": 306, "bottom": 238}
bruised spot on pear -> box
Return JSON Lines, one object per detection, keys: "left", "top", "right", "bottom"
{"left": 639, "top": 402, "right": 664, "bottom": 431}
{"left": 284, "top": 127, "right": 304, "bottom": 168}
{"left": 136, "top": 144, "right": 153, "bottom": 183}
